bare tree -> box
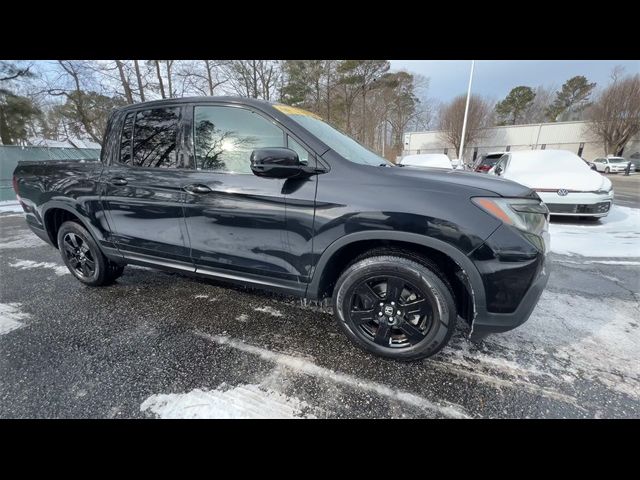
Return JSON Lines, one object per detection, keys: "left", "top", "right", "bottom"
{"left": 587, "top": 72, "right": 640, "bottom": 155}
{"left": 45, "top": 61, "right": 113, "bottom": 145}
{"left": 153, "top": 60, "right": 166, "bottom": 99}
{"left": 438, "top": 94, "right": 492, "bottom": 158}
{"left": 115, "top": 60, "right": 134, "bottom": 104}
{"left": 522, "top": 85, "right": 556, "bottom": 124}
{"left": 224, "top": 60, "right": 279, "bottom": 100}
{"left": 133, "top": 60, "right": 145, "bottom": 102}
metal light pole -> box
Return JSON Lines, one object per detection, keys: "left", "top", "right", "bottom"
{"left": 458, "top": 60, "right": 475, "bottom": 166}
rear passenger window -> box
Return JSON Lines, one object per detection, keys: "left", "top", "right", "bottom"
{"left": 128, "top": 108, "right": 181, "bottom": 168}
{"left": 194, "top": 106, "right": 285, "bottom": 173}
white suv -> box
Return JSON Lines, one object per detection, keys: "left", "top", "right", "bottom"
{"left": 593, "top": 156, "right": 635, "bottom": 174}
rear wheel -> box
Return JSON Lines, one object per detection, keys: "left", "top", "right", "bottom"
{"left": 57, "top": 221, "right": 124, "bottom": 286}
{"left": 333, "top": 255, "right": 456, "bottom": 361}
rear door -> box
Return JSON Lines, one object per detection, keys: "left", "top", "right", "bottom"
{"left": 100, "top": 105, "right": 192, "bottom": 268}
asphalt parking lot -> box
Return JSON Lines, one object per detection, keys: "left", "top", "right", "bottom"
{"left": 609, "top": 173, "right": 640, "bottom": 209}
{"left": 1, "top": 208, "right": 639, "bottom": 419}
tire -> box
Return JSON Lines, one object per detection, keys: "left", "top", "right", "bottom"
{"left": 57, "top": 221, "right": 125, "bottom": 286}
{"left": 332, "top": 254, "right": 457, "bottom": 361}
{"left": 604, "top": 167, "right": 610, "bottom": 174}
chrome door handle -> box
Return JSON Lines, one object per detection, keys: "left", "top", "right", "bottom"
{"left": 183, "top": 184, "right": 213, "bottom": 194}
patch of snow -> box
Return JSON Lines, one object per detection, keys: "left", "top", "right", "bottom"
{"left": 549, "top": 205, "right": 640, "bottom": 257}
{"left": 443, "top": 290, "right": 640, "bottom": 400}
{"left": 0, "top": 229, "right": 45, "bottom": 250}
{"left": 0, "top": 201, "right": 23, "bottom": 214}
{"left": 254, "top": 306, "right": 284, "bottom": 317}
{"left": 194, "top": 294, "right": 209, "bottom": 299}
{"left": 236, "top": 314, "right": 249, "bottom": 322}
{"left": 0, "top": 303, "right": 30, "bottom": 335}
{"left": 195, "top": 331, "right": 470, "bottom": 419}
{"left": 555, "top": 259, "right": 640, "bottom": 266}
{"left": 141, "top": 384, "right": 315, "bottom": 419}
{"left": 9, "top": 260, "right": 69, "bottom": 276}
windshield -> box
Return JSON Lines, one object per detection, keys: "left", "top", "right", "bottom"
{"left": 609, "top": 158, "right": 627, "bottom": 164}
{"left": 273, "top": 104, "right": 392, "bottom": 166}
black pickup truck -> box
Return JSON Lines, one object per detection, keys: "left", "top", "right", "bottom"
{"left": 12, "top": 97, "right": 550, "bottom": 360}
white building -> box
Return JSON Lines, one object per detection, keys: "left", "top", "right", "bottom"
{"left": 403, "top": 120, "right": 640, "bottom": 164}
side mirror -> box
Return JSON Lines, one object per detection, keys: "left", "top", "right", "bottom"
{"left": 495, "top": 165, "right": 503, "bottom": 176}
{"left": 250, "top": 148, "right": 305, "bottom": 178}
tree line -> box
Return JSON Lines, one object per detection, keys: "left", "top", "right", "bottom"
{"left": 439, "top": 68, "right": 640, "bottom": 157}
{"left": 1, "top": 60, "right": 638, "bottom": 159}
{"left": 0, "top": 60, "right": 433, "bottom": 160}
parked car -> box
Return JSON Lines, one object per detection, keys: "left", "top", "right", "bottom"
{"left": 474, "top": 152, "right": 507, "bottom": 173}
{"left": 489, "top": 149, "right": 613, "bottom": 218}
{"left": 13, "top": 97, "right": 550, "bottom": 361}
{"left": 399, "top": 153, "right": 453, "bottom": 169}
{"left": 593, "top": 156, "right": 635, "bottom": 174}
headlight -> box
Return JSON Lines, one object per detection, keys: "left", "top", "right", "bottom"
{"left": 595, "top": 187, "right": 613, "bottom": 194}
{"left": 472, "top": 197, "right": 548, "bottom": 235}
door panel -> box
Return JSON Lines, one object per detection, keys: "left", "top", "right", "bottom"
{"left": 101, "top": 107, "right": 192, "bottom": 264}
{"left": 183, "top": 104, "right": 292, "bottom": 279}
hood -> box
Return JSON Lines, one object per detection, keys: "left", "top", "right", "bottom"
{"left": 385, "top": 165, "right": 534, "bottom": 197}
{"left": 505, "top": 169, "right": 608, "bottom": 191}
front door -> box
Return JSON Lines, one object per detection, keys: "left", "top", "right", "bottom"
{"left": 100, "top": 106, "right": 192, "bottom": 266}
{"left": 181, "top": 104, "right": 306, "bottom": 283}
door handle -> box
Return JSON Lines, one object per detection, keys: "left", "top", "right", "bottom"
{"left": 110, "top": 177, "right": 128, "bottom": 186}
{"left": 183, "top": 184, "right": 213, "bottom": 194}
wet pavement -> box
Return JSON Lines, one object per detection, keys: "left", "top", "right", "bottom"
{"left": 1, "top": 213, "right": 638, "bottom": 418}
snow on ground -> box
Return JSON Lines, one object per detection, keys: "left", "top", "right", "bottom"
{"left": 254, "top": 306, "right": 284, "bottom": 317}
{"left": 0, "top": 227, "right": 45, "bottom": 250}
{"left": 0, "top": 201, "right": 23, "bottom": 214}
{"left": 443, "top": 290, "right": 640, "bottom": 400}
{"left": 549, "top": 205, "right": 640, "bottom": 257}
{"left": 9, "top": 260, "right": 69, "bottom": 276}
{"left": 141, "top": 384, "right": 316, "bottom": 419}
{"left": 195, "top": 331, "right": 471, "bottom": 418}
{"left": 0, "top": 303, "right": 30, "bottom": 335}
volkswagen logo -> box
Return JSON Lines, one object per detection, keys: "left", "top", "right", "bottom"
{"left": 383, "top": 305, "right": 394, "bottom": 316}
{"left": 557, "top": 189, "right": 569, "bottom": 197}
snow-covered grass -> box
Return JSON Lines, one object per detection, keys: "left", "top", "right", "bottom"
{"left": 549, "top": 205, "right": 640, "bottom": 257}
{"left": 0, "top": 303, "right": 30, "bottom": 335}
{"left": 9, "top": 260, "right": 69, "bottom": 276}
{"left": 141, "top": 384, "right": 316, "bottom": 419}
{"left": 0, "top": 201, "right": 22, "bottom": 214}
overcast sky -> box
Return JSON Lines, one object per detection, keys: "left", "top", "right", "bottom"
{"left": 390, "top": 60, "right": 639, "bottom": 103}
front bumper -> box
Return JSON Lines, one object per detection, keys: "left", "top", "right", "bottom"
{"left": 537, "top": 190, "right": 613, "bottom": 217}
{"left": 468, "top": 223, "right": 549, "bottom": 338}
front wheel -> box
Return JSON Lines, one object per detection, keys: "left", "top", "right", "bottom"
{"left": 333, "top": 255, "right": 457, "bottom": 361}
{"left": 604, "top": 167, "right": 610, "bottom": 174}
{"left": 57, "top": 221, "right": 125, "bottom": 286}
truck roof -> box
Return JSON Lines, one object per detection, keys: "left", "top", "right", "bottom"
{"left": 116, "top": 96, "right": 275, "bottom": 113}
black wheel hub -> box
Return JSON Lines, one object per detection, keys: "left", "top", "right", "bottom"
{"left": 348, "top": 275, "right": 435, "bottom": 349}
{"left": 62, "top": 232, "right": 96, "bottom": 278}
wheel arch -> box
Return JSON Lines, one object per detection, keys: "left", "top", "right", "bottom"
{"left": 42, "top": 204, "right": 98, "bottom": 249}
{"left": 306, "top": 231, "right": 487, "bottom": 326}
